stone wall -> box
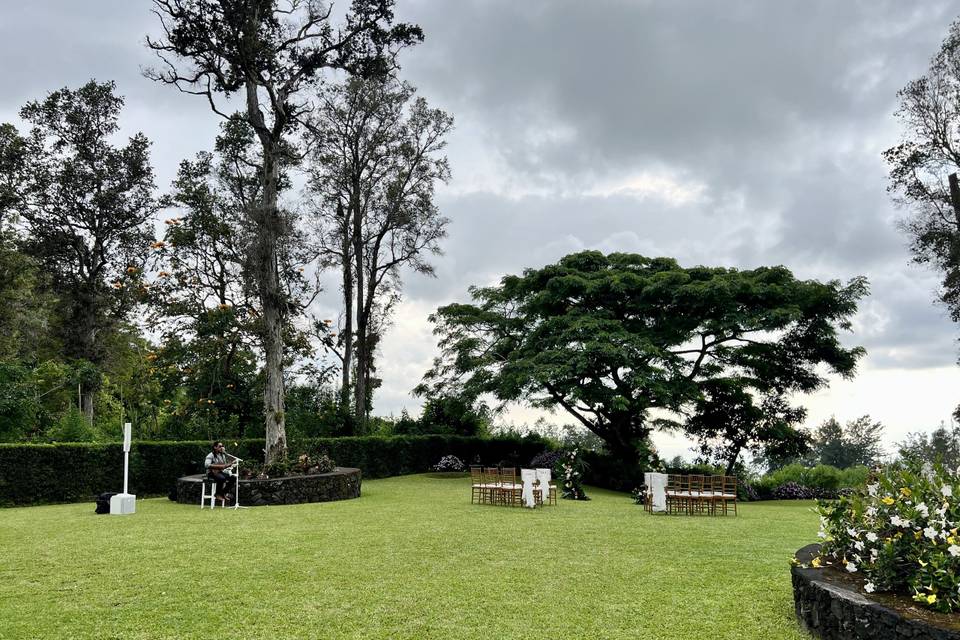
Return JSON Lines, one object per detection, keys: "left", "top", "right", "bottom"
{"left": 176, "top": 467, "right": 361, "bottom": 506}
{"left": 792, "top": 543, "right": 960, "bottom": 640}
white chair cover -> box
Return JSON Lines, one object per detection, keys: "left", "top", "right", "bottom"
{"left": 535, "top": 468, "right": 552, "bottom": 504}
{"left": 520, "top": 468, "right": 537, "bottom": 508}
{"left": 649, "top": 472, "right": 668, "bottom": 512}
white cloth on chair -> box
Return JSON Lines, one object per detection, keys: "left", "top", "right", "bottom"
{"left": 649, "top": 472, "right": 668, "bottom": 512}
{"left": 535, "top": 468, "right": 553, "bottom": 504}
{"left": 520, "top": 468, "right": 537, "bottom": 508}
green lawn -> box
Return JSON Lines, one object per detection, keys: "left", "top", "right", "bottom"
{"left": 0, "top": 474, "right": 816, "bottom": 640}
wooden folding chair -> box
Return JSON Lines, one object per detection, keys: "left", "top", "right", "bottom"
{"left": 500, "top": 467, "right": 521, "bottom": 506}
{"left": 666, "top": 474, "right": 689, "bottom": 514}
{"left": 720, "top": 475, "right": 738, "bottom": 516}
{"left": 689, "top": 475, "right": 707, "bottom": 515}
{"left": 484, "top": 467, "right": 502, "bottom": 505}
{"left": 535, "top": 468, "right": 557, "bottom": 505}
{"left": 470, "top": 465, "right": 484, "bottom": 504}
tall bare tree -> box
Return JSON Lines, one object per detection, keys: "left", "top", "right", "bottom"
{"left": 0, "top": 81, "right": 159, "bottom": 423}
{"left": 145, "top": 0, "right": 422, "bottom": 461}
{"left": 886, "top": 19, "right": 960, "bottom": 321}
{"left": 307, "top": 77, "right": 452, "bottom": 430}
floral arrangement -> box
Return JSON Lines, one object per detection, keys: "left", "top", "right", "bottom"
{"left": 241, "top": 450, "right": 336, "bottom": 479}
{"left": 558, "top": 448, "right": 590, "bottom": 501}
{"left": 815, "top": 461, "right": 960, "bottom": 612}
{"left": 432, "top": 454, "right": 467, "bottom": 472}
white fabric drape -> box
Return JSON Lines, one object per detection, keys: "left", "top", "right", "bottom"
{"left": 535, "top": 468, "right": 552, "bottom": 504}
{"left": 520, "top": 469, "right": 537, "bottom": 508}
{"left": 649, "top": 472, "right": 668, "bottom": 512}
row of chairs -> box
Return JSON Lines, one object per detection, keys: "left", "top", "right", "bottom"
{"left": 645, "top": 474, "right": 738, "bottom": 516}
{"left": 470, "top": 466, "right": 557, "bottom": 506}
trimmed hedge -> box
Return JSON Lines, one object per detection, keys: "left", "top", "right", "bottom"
{"left": 0, "top": 434, "right": 550, "bottom": 507}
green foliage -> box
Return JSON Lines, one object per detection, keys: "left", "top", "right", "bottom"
{"left": 899, "top": 423, "right": 960, "bottom": 469}
{"left": 818, "top": 461, "right": 960, "bottom": 612}
{"left": 805, "top": 415, "right": 884, "bottom": 469}
{"left": 754, "top": 464, "right": 869, "bottom": 498}
{"left": 48, "top": 408, "right": 96, "bottom": 443}
{"left": 420, "top": 251, "right": 867, "bottom": 467}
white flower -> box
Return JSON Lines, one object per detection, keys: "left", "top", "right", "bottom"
{"left": 866, "top": 532, "right": 878, "bottom": 543}
{"left": 943, "top": 485, "right": 954, "bottom": 498}
{"left": 847, "top": 527, "right": 858, "bottom": 538}
{"left": 846, "top": 561, "right": 858, "bottom": 573}
{"left": 864, "top": 582, "right": 875, "bottom": 593}
{"left": 867, "top": 483, "right": 879, "bottom": 497}
{"left": 917, "top": 503, "right": 929, "bottom": 518}
{"left": 817, "top": 530, "right": 827, "bottom": 539}
{"left": 924, "top": 526, "right": 938, "bottom": 540}
{"left": 866, "top": 506, "right": 878, "bottom": 517}
{"left": 923, "top": 463, "right": 935, "bottom": 481}
{"left": 951, "top": 545, "right": 960, "bottom": 557}
{"left": 870, "top": 549, "right": 879, "bottom": 562}
{"left": 854, "top": 540, "right": 864, "bottom": 551}
{"left": 890, "top": 515, "right": 911, "bottom": 528}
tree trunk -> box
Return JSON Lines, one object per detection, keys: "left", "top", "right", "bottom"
{"left": 252, "top": 136, "right": 287, "bottom": 464}
{"left": 81, "top": 390, "right": 94, "bottom": 425}
{"left": 338, "top": 201, "right": 354, "bottom": 429}
{"left": 351, "top": 191, "right": 368, "bottom": 432}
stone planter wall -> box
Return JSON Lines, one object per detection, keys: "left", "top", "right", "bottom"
{"left": 176, "top": 467, "right": 361, "bottom": 506}
{"left": 792, "top": 543, "right": 960, "bottom": 640}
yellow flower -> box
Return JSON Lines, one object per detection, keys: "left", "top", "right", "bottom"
{"left": 949, "top": 536, "right": 957, "bottom": 545}
{"left": 915, "top": 530, "right": 923, "bottom": 540}
{"left": 881, "top": 496, "right": 895, "bottom": 505}
{"left": 919, "top": 559, "right": 928, "bottom": 567}
{"left": 811, "top": 557, "right": 822, "bottom": 568}
{"left": 900, "top": 487, "right": 912, "bottom": 498}
{"left": 927, "top": 594, "right": 937, "bottom": 605}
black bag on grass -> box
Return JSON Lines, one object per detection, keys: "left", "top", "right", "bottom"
{"left": 95, "top": 492, "right": 117, "bottom": 514}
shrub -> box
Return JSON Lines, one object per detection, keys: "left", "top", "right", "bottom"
{"left": 817, "top": 461, "right": 960, "bottom": 613}
{"left": 530, "top": 449, "right": 563, "bottom": 470}
{"left": 431, "top": 455, "right": 466, "bottom": 472}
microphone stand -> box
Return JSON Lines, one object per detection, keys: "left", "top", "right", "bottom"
{"left": 225, "top": 453, "right": 249, "bottom": 510}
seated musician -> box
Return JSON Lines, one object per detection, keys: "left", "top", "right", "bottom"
{"left": 204, "top": 441, "right": 236, "bottom": 505}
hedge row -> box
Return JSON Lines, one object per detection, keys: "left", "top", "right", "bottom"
{"left": 0, "top": 434, "right": 551, "bottom": 507}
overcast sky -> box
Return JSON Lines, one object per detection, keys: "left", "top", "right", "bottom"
{"left": 2, "top": 0, "right": 959, "bottom": 458}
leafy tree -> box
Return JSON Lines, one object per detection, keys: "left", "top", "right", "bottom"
{"left": 805, "top": 415, "right": 885, "bottom": 469}
{"left": 418, "top": 251, "right": 867, "bottom": 467}
{"left": 306, "top": 77, "right": 452, "bottom": 430}
{"left": 146, "top": 0, "right": 423, "bottom": 462}
{"left": 899, "top": 422, "right": 960, "bottom": 469}
{"left": 885, "top": 19, "right": 960, "bottom": 321}
{"left": 410, "top": 395, "right": 490, "bottom": 436}
{"left": 686, "top": 380, "right": 809, "bottom": 475}
{"left": 0, "top": 81, "right": 160, "bottom": 423}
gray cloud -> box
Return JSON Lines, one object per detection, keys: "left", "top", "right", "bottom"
{"left": 3, "top": 0, "right": 959, "bottom": 427}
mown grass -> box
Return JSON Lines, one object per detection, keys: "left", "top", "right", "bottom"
{"left": 0, "top": 474, "right": 816, "bottom": 639}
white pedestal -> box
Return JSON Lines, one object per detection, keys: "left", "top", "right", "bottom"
{"left": 109, "top": 493, "right": 136, "bottom": 515}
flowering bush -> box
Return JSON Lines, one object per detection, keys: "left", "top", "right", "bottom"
{"left": 559, "top": 448, "right": 590, "bottom": 501}
{"left": 529, "top": 449, "right": 563, "bottom": 470}
{"left": 630, "top": 487, "right": 644, "bottom": 505}
{"left": 432, "top": 455, "right": 467, "bottom": 472}
{"left": 817, "top": 461, "right": 960, "bottom": 612}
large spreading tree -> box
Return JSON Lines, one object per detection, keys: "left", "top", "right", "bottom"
{"left": 418, "top": 251, "right": 868, "bottom": 468}
{"left": 146, "top": 0, "right": 422, "bottom": 461}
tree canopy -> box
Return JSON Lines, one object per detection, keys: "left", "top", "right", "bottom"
{"left": 418, "top": 251, "right": 868, "bottom": 466}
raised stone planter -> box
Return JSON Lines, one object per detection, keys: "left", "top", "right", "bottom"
{"left": 792, "top": 543, "right": 960, "bottom": 640}
{"left": 176, "top": 467, "right": 361, "bottom": 507}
